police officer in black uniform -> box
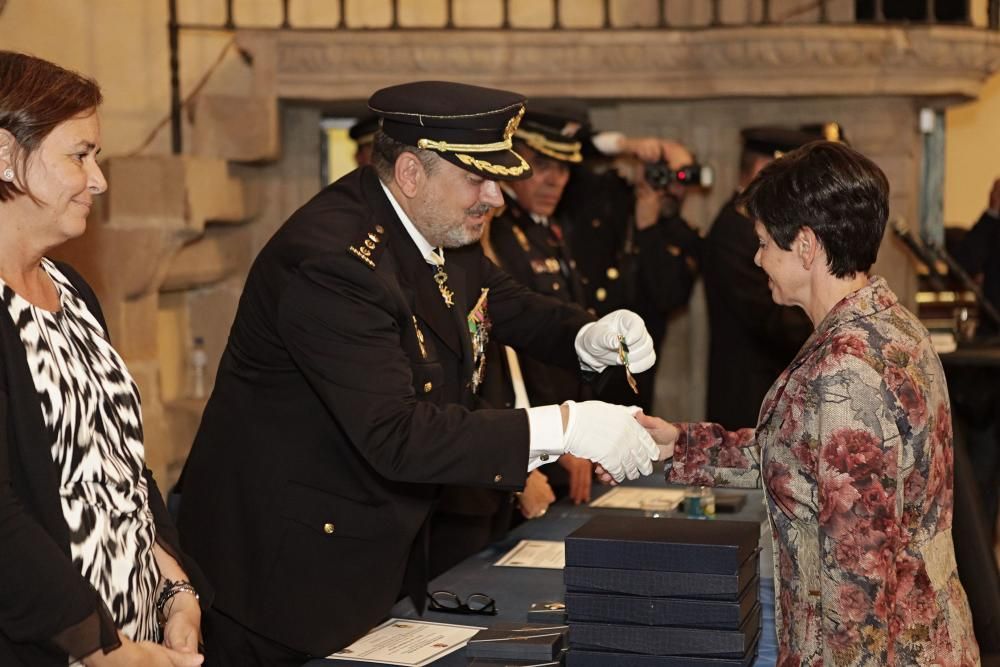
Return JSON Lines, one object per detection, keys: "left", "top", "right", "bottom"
{"left": 177, "top": 81, "right": 663, "bottom": 666}
{"left": 956, "top": 177, "right": 1000, "bottom": 338}
{"left": 492, "top": 106, "right": 590, "bottom": 403}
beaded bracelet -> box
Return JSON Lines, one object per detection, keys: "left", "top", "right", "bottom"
{"left": 156, "top": 578, "right": 199, "bottom": 626}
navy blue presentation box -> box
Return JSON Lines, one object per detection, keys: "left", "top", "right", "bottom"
{"left": 567, "top": 603, "right": 761, "bottom": 657}
{"left": 565, "top": 575, "right": 758, "bottom": 629}
{"left": 565, "top": 629, "right": 759, "bottom": 667}
{"left": 563, "top": 551, "right": 759, "bottom": 600}
{"left": 466, "top": 623, "right": 568, "bottom": 661}
{"left": 466, "top": 657, "right": 563, "bottom": 666}
{"left": 564, "top": 516, "right": 760, "bottom": 575}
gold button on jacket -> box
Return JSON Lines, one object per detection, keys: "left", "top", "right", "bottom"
{"left": 323, "top": 523, "right": 335, "bottom": 534}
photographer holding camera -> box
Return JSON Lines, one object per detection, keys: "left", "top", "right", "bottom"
{"left": 558, "top": 127, "right": 705, "bottom": 411}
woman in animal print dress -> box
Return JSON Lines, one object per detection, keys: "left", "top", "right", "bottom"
{"left": 0, "top": 51, "right": 206, "bottom": 666}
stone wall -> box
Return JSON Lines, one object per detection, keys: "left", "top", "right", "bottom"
{"left": 51, "top": 156, "right": 249, "bottom": 485}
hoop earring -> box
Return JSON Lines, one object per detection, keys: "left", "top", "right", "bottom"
{"left": 1, "top": 167, "right": 13, "bottom": 182}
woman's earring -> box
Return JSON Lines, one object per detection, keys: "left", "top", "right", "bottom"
{"left": 1, "top": 167, "right": 13, "bottom": 182}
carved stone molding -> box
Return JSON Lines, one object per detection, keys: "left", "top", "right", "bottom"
{"left": 236, "top": 25, "right": 1000, "bottom": 102}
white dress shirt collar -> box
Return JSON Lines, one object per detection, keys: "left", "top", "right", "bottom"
{"left": 380, "top": 180, "right": 441, "bottom": 265}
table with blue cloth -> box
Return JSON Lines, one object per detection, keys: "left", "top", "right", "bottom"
{"left": 307, "top": 479, "right": 778, "bottom": 666}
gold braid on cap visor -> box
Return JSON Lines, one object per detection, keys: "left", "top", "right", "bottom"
{"left": 454, "top": 152, "right": 530, "bottom": 177}
{"left": 417, "top": 136, "right": 531, "bottom": 176}
{"left": 514, "top": 129, "right": 583, "bottom": 163}
{"left": 414, "top": 107, "right": 530, "bottom": 176}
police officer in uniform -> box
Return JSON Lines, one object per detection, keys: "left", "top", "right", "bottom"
{"left": 177, "top": 81, "right": 662, "bottom": 666}
{"left": 491, "top": 106, "right": 590, "bottom": 403}
{"left": 703, "top": 126, "right": 844, "bottom": 430}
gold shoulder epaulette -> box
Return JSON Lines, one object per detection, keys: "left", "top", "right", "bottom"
{"left": 347, "top": 224, "right": 386, "bottom": 270}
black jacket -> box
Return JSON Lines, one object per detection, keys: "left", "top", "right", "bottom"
{"left": 955, "top": 210, "right": 1000, "bottom": 337}
{"left": 177, "top": 168, "right": 592, "bottom": 657}
{"left": 702, "top": 196, "right": 812, "bottom": 430}
{"left": 0, "top": 262, "right": 208, "bottom": 666}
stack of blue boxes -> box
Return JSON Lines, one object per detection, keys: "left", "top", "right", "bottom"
{"left": 563, "top": 516, "right": 762, "bottom": 666}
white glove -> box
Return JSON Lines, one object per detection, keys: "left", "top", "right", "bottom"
{"left": 575, "top": 309, "right": 655, "bottom": 374}
{"left": 562, "top": 401, "right": 658, "bottom": 482}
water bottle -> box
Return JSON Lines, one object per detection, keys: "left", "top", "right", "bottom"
{"left": 685, "top": 486, "right": 715, "bottom": 519}
{"left": 190, "top": 336, "right": 208, "bottom": 399}
{"left": 699, "top": 486, "right": 716, "bottom": 518}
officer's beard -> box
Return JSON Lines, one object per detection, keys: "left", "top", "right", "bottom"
{"left": 417, "top": 201, "right": 492, "bottom": 249}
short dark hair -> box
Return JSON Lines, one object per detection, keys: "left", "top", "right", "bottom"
{"left": 370, "top": 129, "right": 439, "bottom": 183}
{"left": 0, "top": 51, "right": 103, "bottom": 203}
{"left": 738, "top": 141, "right": 889, "bottom": 279}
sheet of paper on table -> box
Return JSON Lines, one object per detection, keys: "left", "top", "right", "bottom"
{"left": 588, "top": 486, "right": 685, "bottom": 511}
{"left": 326, "top": 618, "right": 485, "bottom": 666}
{"left": 493, "top": 539, "right": 565, "bottom": 569}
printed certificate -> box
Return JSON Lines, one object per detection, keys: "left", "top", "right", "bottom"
{"left": 326, "top": 618, "right": 484, "bottom": 666}
{"left": 493, "top": 539, "right": 565, "bottom": 569}
{"left": 588, "top": 486, "right": 684, "bottom": 511}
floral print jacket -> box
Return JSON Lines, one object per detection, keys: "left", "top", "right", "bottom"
{"left": 669, "top": 277, "right": 980, "bottom": 666}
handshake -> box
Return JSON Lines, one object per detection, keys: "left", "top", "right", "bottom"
{"left": 560, "top": 401, "right": 669, "bottom": 482}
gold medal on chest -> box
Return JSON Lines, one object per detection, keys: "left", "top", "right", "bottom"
{"left": 429, "top": 248, "right": 454, "bottom": 308}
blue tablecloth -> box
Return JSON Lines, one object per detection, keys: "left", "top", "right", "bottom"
{"left": 308, "top": 482, "right": 778, "bottom": 666}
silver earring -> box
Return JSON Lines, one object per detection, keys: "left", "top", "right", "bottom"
{"left": 1, "top": 167, "right": 13, "bottom": 182}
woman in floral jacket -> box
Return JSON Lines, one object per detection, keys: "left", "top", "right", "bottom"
{"left": 639, "top": 142, "right": 980, "bottom": 665}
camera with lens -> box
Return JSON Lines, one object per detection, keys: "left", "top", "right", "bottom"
{"left": 644, "top": 162, "right": 714, "bottom": 190}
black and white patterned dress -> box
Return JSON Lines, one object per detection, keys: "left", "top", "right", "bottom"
{"left": 1, "top": 259, "right": 160, "bottom": 660}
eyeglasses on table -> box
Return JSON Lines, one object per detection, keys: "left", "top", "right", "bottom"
{"left": 427, "top": 590, "right": 497, "bottom": 616}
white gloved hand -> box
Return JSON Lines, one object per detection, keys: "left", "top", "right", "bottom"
{"left": 575, "top": 309, "right": 655, "bottom": 374}
{"left": 562, "top": 401, "right": 658, "bottom": 482}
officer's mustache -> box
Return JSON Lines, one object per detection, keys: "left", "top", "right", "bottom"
{"left": 466, "top": 203, "right": 492, "bottom": 217}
